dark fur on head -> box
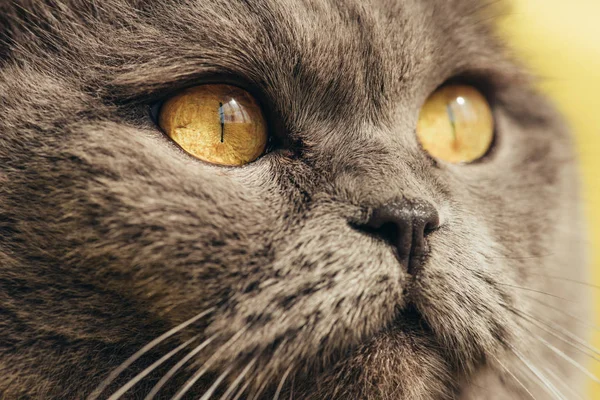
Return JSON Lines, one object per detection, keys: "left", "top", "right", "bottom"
{"left": 0, "top": 0, "right": 589, "bottom": 399}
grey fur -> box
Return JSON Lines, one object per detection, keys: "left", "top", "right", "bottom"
{"left": 0, "top": 0, "right": 589, "bottom": 399}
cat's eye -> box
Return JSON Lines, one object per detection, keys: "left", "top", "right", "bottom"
{"left": 158, "top": 84, "right": 268, "bottom": 166}
{"left": 416, "top": 85, "right": 494, "bottom": 164}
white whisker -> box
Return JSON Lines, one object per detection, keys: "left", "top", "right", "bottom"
{"left": 510, "top": 347, "right": 567, "bottom": 400}
{"left": 537, "top": 335, "right": 600, "bottom": 384}
{"left": 543, "top": 366, "right": 585, "bottom": 400}
{"left": 230, "top": 380, "right": 251, "bottom": 400}
{"left": 197, "top": 366, "right": 233, "bottom": 400}
{"left": 529, "top": 273, "right": 600, "bottom": 291}
{"left": 171, "top": 326, "right": 249, "bottom": 400}
{"left": 520, "top": 312, "right": 600, "bottom": 364}
{"left": 108, "top": 335, "right": 199, "bottom": 400}
{"left": 87, "top": 307, "right": 214, "bottom": 400}
{"left": 492, "top": 355, "right": 536, "bottom": 399}
{"left": 249, "top": 376, "right": 270, "bottom": 400}
{"left": 288, "top": 373, "right": 295, "bottom": 400}
{"left": 526, "top": 295, "right": 600, "bottom": 331}
{"left": 496, "top": 283, "right": 575, "bottom": 303}
{"left": 144, "top": 334, "right": 218, "bottom": 400}
{"left": 217, "top": 358, "right": 257, "bottom": 400}
{"left": 273, "top": 365, "right": 293, "bottom": 400}
{"left": 513, "top": 308, "right": 600, "bottom": 360}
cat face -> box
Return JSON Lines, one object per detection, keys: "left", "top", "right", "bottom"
{"left": 0, "top": 0, "right": 588, "bottom": 399}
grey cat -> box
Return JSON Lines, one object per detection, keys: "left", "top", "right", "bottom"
{"left": 0, "top": 0, "right": 592, "bottom": 399}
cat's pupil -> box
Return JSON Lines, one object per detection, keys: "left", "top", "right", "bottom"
{"left": 219, "top": 101, "right": 225, "bottom": 143}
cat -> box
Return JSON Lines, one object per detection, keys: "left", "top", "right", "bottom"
{"left": 0, "top": 0, "right": 591, "bottom": 399}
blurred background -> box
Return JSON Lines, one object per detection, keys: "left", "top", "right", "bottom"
{"left": 502, "top": 0, "right": 600, "bottom": 397}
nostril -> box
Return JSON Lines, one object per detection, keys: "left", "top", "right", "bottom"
{"left": 378, "top": 221, "right": 401, "bottom": 248}
{"left": 425, "top": 220, "right": 435, "bottom": 232}
{"left": 423, "top": 214, "right": 440, "bottom": 235}
{"left": 354, "top": 221, "right": 400, "bottom": 248}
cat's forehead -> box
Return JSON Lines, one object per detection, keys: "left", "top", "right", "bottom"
{"left": 107, "top": 0, "right": 509, "bottom": 123}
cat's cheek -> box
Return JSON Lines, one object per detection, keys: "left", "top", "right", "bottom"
{"left": 199, "top": 214, "right": 413, "bottom": 375}
{"left": 411, "top": 214, "right": 522, "bottom": 368}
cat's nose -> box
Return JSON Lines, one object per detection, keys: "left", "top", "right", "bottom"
{"left": 363, "top": 199, "right": 439, "bottom": 273}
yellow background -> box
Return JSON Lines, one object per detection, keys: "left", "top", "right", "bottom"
{"left": 503, "top": 0, "right": 600, "bottom": 397}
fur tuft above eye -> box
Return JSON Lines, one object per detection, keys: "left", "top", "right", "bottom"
{"left": 416, "top": 85, "right": 494, "bottom": 164}
{"left": 157, "top": 84, "right": 268, "bottom": 166}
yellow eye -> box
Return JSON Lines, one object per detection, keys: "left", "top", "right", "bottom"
{"left": 416, "top": 85, "right": 494, "bottom": 164}
{"left": 158, "top": 84, "right": 268, "bottom": 166}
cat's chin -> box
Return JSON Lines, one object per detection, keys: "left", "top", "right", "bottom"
{"left": 272, "top": 313, "right": 457, "bottom": 400}
{"left": 229, "top": 307, "right": 454, "bottom": 400}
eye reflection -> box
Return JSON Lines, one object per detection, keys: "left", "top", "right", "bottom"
{"left": 220, "top": 98, "right": 251, "bottom": 124}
